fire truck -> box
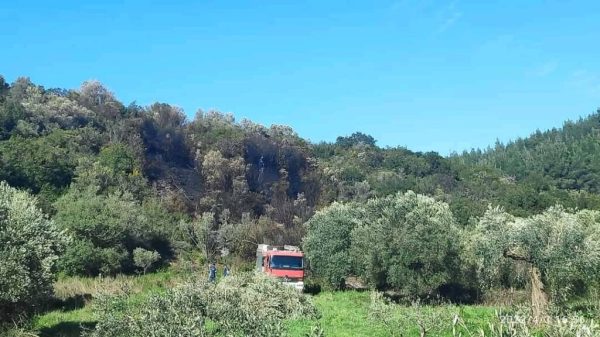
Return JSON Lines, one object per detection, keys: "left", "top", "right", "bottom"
{"left": 256, "top": 244, "right": 304, "bottom": 291}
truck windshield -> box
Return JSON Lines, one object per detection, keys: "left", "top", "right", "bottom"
{"left": 270, "top": 256, "right": 303, "bottom": 270}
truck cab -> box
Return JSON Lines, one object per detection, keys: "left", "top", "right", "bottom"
{"left": 256, "top": 244, "right": 304, "bottom": 291}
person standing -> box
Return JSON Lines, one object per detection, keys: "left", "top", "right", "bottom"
{"left": 208, "top": 262, "right": 217, "bottom": 282}
{"left": 223, "top": 265, "right": 230, "bottom": 277}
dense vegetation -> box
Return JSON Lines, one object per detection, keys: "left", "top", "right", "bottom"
{"left": 304, "top": 192, "right": 462, "bottom": 295}
{"left": 89, "top": 273, "right": 319, "bottom": 337}
{"left": 2, "top": 75, "right": 600, "bottom": 336}
{"left": 0, "top": 182, "right": 66, "bottom": 321}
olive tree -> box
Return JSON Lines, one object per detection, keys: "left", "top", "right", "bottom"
{"left": 0, "top": 182, "right": 66, "bottom": 320}
{"left": 133, "top": 248, "right": 160, "bottom": 274}
{"left": 181, "top": 212, "right": 219, "bottom": 260}
{"left": 465, "top": 206, "right": 527, "bottom": 290}
{"left": 303, "top": 202, "right": 361, "bottom": 289}
{"left": 351, "top": 191, "right": 460, "bottom": 295}
{"left": 304, "top": 191, "right": 460, "bottom": 295}
{"left": 469, "top": 206, "right": 600, "bottom": 322}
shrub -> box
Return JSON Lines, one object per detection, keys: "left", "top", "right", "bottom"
{"left": 98, "top": 143, "right": 137, "bottom": 175}
{"left": 88, "top": 272, "right": 318, "bottom": 337}
{"left": 54, "top": 187, "right": 175, "bottom": 276}
{"left": 204, "top": 273, "right": 319, "bottom": 336}
{"left": 58, "top": 240, "right": 126, "bottom": 276}
{"left": 90, "top": 284, "right": 208, "bottom": 337}
{"left": 133, "top": 248, "right": 160, "bottom": 274}
{"left": 0, "top": 182, "right": 66, "bottom": 321}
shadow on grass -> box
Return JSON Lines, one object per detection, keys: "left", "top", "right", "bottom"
{"left": 47, "top": 294, "right": 92, "bottom": 312}
{"left": 39, "top": 321, "right": 96, "bottom": 337}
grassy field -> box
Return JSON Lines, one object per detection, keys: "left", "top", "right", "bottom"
{"left": 287, "top": 291, "right": 498, "bottom": 337}
{"left": 32, "top": 270, "right": 181, "bottom": 337}
{"left": 28, "top": 270, "right": 500, "bottom": 337}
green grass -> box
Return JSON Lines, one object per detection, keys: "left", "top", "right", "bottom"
{"left": 32, "top": 271, "right": 500, "bottom": 337}
{"left": 52, "top": 268, "right": 181, "bottom": 300}
{"left": 31, "top": 269, "right": 182, "bottom": 337}
{"left": 34, "top": 307, "right": 95, "bottom": 337}
{"left": 287, "top": 291, "right": 391, "bottom": 336}
{"left": 287, "top": 291, "right": 499, "bottom": 337}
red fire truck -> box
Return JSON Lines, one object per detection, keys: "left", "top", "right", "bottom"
{"left": 256, "top": 244, "right": 304, "bottom": 291}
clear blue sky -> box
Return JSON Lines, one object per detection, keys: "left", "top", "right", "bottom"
{"left": 2, "top": 0, "right": 599, "bottom": 154}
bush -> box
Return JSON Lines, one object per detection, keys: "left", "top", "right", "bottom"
{"left": 90, "top": 284, "right": 208, "bottom": 337}
{"left": 0, "top": 182, "right": 66, "bottom": 321}
{"left": 98, "top": 143, "right": 138, "bottom": 175}
{"left": 58, "top": 240, "right": 127, "bottom": 276}
{"left": 88, "top": 272, "right": 319, "bottom": 337}
{"left": 54, "top": 187, "right": 176, "bottom": 276}
{"left": 205, "top": 273, "right": 319, "bottom": 336}
{"left": 133, "top": 248, "right": 160, "bottom": 274}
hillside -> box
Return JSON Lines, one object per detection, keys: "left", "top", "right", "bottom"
{"left": 314, "top": 119, "right": 600, "bottom": 224}
{"left": 4, "top": 75, "right": 600, "bottom": 336}
{"left": 2, "top": 75, "right": 600, "bottom": 230}
{"left": 455, "top": 112, "right": 600, "bottom": 193}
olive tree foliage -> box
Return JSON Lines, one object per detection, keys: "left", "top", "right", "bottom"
{"left": 88, "top": 273, "right": 318, "bottom": 337}
{"left": 133, "top": 248, "right": 160, "bottom": 274}
{"left": 303, "top": 202, "right": 362, "bottom": 289}
{"left": 304, "top": 191, "right": 460, "bottom": 295}
{"left": 469, "top": 206, "right": 600, "bottom": 319}
{"left": 218, "top": 213, "right": 293, "bottom": 259}
{"left": 203, "top": 273, "right": 319, "bottom": 336}
{"left": 198, "top": 149, "right": 247, "bottom": 215}
{"left": 88, "top": 283, "right": 209, "bottom": 337}
{"left": 352, "top": 191, "right": 460, "bottom": 295}
{"left": 465, "top": 207, "right": 526, "bottom": 290}
{"left": 180, "top": 212, "right": 219, "bottom": 260}
{"left": 0, "top": 182, "right": 67, "bottom": 320}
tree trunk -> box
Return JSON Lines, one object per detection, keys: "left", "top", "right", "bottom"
{"left": 529, "top": 265, "right": 549, "bottom": 325}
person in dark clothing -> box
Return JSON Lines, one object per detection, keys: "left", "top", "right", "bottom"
{"left": 223, "top": 265, "right": 230, "bottom": 277}
{"left": 208, "top": 262, "right": 217, "bottom": 282}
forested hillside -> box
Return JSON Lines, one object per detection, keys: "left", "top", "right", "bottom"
{"left": 315, "top": 115, "right": 600, "bottom": 224}
{"left": 0, "top": 76, "right": 323, "bottom": 278}
{"left": 1, "top": 74, "right": 600, "bottom": 276}
{"left": 455, "top": 113, "right": 600, "bottom": 198}
{"left": 4, "top": 76, "right": 600, "bottom": 335}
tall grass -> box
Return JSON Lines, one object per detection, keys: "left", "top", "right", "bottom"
{"left": 53, "top": 269, "right": 180, "bottom": 300}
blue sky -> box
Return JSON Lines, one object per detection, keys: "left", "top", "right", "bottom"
{"left": 2, "top": 0, "right": 599, "bottom": 154}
